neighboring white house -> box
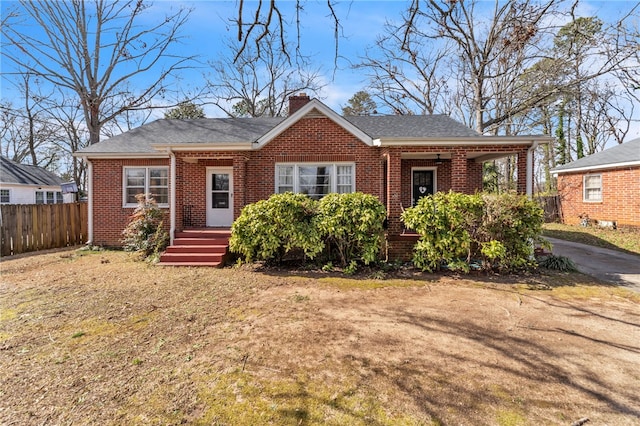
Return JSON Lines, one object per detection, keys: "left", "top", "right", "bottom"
{"left": 0, "top": 156, "right": 72, "bottom": 204}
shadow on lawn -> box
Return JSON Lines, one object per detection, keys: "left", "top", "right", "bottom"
{"left": 340, "top": 302, "right": 640, "bottom": 423}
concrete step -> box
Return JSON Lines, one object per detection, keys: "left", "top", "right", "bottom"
{"left": 159, "top": 252, "right": 225, "bottom": 264}
{"left": 165, "top": 245, "right": 228, "bottom": 254}
{"left": 172, "top": 237, "right": 230, "bottom": 246}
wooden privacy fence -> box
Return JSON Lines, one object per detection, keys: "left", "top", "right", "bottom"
{"left": 0, "top": 202, "right": 88, "bottom": 257}
{"left": 535, "top": 195, "right": 562, "bottom": 223}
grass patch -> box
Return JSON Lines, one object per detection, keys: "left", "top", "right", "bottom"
{"left": 0, "top": 308, "right": 18, "bottom": 322}
{"left": 542, "top": 223, "right": 640, "bottom": 255}
{"left": 194, "top": 370, "right": 424, "bottom": 426}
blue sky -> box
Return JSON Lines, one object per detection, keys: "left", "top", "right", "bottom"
{"left": 1, "top": 0, "right": 638, "bottom": 140}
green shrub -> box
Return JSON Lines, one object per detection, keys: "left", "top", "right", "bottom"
{"left": 229, "top": 192, "right": 323, "bottom": 263}
{"left": 401, "top": 191, "right": 480, "bottom": 272}
{"left": 122, "top": 194, "right": 169, "bottom": 257}
{"left": 316, "top": 192, "right": 386, "bottom": 266}
{"left": 538, "top": 254, "right": 578, "bottom": 272}
{"left": 478, "top": 192, "right": 546, "bottom": 271}
{"left": 401, "top": 191, "right": 546, "bottom": 273}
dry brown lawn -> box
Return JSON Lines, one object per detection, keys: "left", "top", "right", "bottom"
{"left": 1, "top": 248, "right": 639, "bottom": 425}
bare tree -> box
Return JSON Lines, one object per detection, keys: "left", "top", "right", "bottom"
{"left": 0, "top": 73, "right": 61, "bottom": 169}
{"left": 232, "top": 0, "right": 342, "bottom": 68}
{"left": 1, "top": 0, "right": 196, "bottom": 145}
{"left": 357, "top": 18, "right": 451, "bottom": 115}
{"left": 208, "top": 32, "right": 324, "bottom": 117}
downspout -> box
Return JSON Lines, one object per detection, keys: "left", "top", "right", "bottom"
{"left": 169, "top": 149, "right": 176, "bottom": 245}
{"left": 526, "top": 140, "right": 539, "bottom": 197}
{"left": 86, "top": 157, "right": 93, "bottom": 245}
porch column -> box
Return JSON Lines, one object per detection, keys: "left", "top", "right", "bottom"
{"left": 451, "top": 148, "right": 467, "bottom": 193}
{"left": 386, "top": 149, "right": 403, "bottom": 235}
{"left": 233, "top": 154, "right": 248, "bottom": 220}
{"left": 517, "top": 148, "right": 528, "bottom": 194}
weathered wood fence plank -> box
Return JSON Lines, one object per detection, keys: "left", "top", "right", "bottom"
{"left": 0, "top": 203, "right": 88, "bottom": 257}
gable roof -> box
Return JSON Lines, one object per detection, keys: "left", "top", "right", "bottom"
{"left": 0, "top": 157, "right": 63, "bottom": 186}
{"left": 552, "top": 138, "right": 640, "bottom": 174}
{"left": 255, "top": 99, "right": 373, "bottom": 148}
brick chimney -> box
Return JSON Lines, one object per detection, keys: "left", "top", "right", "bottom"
{"left": 288, "top": 93, "right": 311, "bottom": 115}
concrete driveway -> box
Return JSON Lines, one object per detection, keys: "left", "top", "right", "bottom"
{"left": 547, "top": 237, "right": 640, "bottom": 293}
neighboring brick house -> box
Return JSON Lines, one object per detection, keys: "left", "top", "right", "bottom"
{"left": 75, "top": 95, "right": 551, "bottom": 261}
{"left": 552, "top": 137, "right": 640, "bottom": 229}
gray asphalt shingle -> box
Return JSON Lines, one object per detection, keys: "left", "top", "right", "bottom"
{"left": 552, "top": 138, "right": 640, "bottom": 172}
{"left": 77, "top": 113, "right": 481, "bottom": 155}
{"left": 0, "top": 157, "right": 63, "bottom": 186}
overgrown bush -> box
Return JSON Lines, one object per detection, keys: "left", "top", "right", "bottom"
{"left": 229, "top": 192, "right": 323, "bottom": 263}
{"left": 401, "top": 191, "right": 546, "bottom": 273}
{"left": 478, "top": 192, "right": 546, "bottom": 271}
{"left": 230, "top": 192, "right": 387, "bottom": 268}
{"left": 316, "top": 192, "right": 386, "bottom": 266}
{"left": 122, "top": 194, "right": 169, "bottom": 258}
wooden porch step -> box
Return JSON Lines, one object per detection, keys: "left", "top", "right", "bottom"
{"left": 158, "top": 228, "right": 231, "bottom": 267}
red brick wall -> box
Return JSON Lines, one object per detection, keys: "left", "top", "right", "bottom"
{"left": 91, "top": 158, "right": 170, "bottom": 246}
{"left": 557, "top": 166, "right": 640, "bottom": 228}
{"left": 245, "top": 116, "right": 384, "bottom": 203}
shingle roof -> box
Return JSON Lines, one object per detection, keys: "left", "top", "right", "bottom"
{"left": 78, "top": 117, "right": 285, "bottom": 154}
{"left": 345, "top": 114, "right": 480, "bottom": 138}
{"left": 0, "top": 157, "right": 63, "bottom": 186}
{"left": 76, "top": 112, "right": 482, "bottom": 156}
{"left": 552, "top": 138, "right": 640, "bottom": 173}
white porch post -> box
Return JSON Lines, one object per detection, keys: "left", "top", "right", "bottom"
{"left": 526, "top": 141, "right": 538, "bottom": 197}
{"left": 169, "top": 150, "right": 176, "bottom": 245}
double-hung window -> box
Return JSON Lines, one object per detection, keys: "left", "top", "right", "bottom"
{"left": 123, "top": 167, "right": 169, "bottom": 207}
{"left": 0, "top": 189, "right": 10, "bottom": 204}
{"left": 35, "top": 191, "right": 58, "bottom": 204}
{"left": 583, "top": 174, "right": 602, "bottom": 202}
{"left": 276, "top": 163, "right": 355, "bottom": 199}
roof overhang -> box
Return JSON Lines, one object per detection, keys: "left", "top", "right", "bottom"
{"left": 375, "top": 136, "right": 553, "bottom": 147}
{"left": 255, "top": 99, "right": 373, "bottom": 148}
{"left": 552, "top": 160, "right": 640, "bottom": 175}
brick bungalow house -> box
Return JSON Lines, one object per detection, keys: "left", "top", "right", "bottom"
{"left": 75, "top": 95, "right": 551, "bottom": 264}
{"left": 552, "top": 137, "right": 640, "bottom": 229}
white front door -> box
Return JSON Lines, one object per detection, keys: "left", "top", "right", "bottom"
{"left": 206, "top": 167, "right": 233, "bottom": 227}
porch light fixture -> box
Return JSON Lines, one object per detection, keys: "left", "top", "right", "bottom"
{"left": 435, "top": 154, "right": 443, "bottom": 164}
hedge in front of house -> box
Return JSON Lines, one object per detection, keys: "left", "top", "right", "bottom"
{"left": 316, "top": 192, "right": 386, "bottom": 266}
{"left": 230, "top": 192, "right": 386, "bottom": 266}
{"left": 401, "top": 191, "right": 545, "bottom": 273}
{"left": 229, "top": 192, "right": 323, "bottom": 263}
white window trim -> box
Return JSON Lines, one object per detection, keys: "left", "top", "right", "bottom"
{"left": 275, "top": 162, "right": 356, "bottom": 197}
{"left": 122, "top": 166, "right": 170, "bottom": 208}
{"left": 583, "top": 173, "right": 602, "bottom": 203}
{"left": 0, "top": 188, "right": 10, "bottom": 204}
